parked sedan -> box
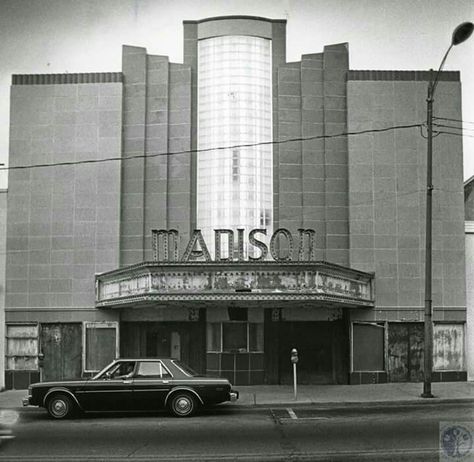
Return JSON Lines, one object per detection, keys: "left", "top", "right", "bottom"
{"left": 23, "top": 358, "right": 238, "bottom": 418}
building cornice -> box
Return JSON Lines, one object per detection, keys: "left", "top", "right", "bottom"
{"left": 347, "top": 70, "right": 460, "bottom": 82}
{"left": 12, "top": 72, "right": 123, "bottom": 85}
{"left": 183, "top": 16, "right": 286, "bottom": 24}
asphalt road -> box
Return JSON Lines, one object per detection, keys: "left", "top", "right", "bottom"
{"left": 0, "top": 402, "right": 472, "bottom": 461}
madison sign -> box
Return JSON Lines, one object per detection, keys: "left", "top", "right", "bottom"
{"left": 152, "top": 228, "right": 316, "bottom": 262}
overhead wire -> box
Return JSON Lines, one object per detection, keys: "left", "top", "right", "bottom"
{"left": 0, "top": 122, "right": 422, "bottom": 172}
{"left": 433, "top": 123, "right": 474, "bottom": 133}
{"left": 434, "top": 116, "right": 474, "bottom": 126}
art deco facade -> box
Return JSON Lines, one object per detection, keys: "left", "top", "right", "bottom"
{"left": 4, "top": 16, "right": 467, "bottom": 388}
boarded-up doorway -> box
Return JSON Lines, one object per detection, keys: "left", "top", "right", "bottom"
{"left": 40, "top": 323, "right": 82, "bottom": 382}
{"left": 388, "top": 322, "right": 424, "bottom": 382}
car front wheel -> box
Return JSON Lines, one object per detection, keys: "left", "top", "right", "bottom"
{"left": 46, "top": 393, "right": 75, "bottom": 419}
{"left": 169, "top": 392, "right": 197, "bottom": 417}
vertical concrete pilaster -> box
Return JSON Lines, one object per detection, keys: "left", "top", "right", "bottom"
{"left": 143, "top": 55, "right": 169, "bottom": 261}
{"left": 120, "top": 46, "right": 147, "bottom": 266}
{"left": 301, "top": 53, "right": 327, "bottom": 258}
{"left": 183, "top": 22, "right": 198, "bottom": 231}
{"left": 323, "top": 43, "right": 349, "bottom": 265}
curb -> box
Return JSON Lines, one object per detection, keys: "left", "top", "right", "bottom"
{"left": 229, "top": 397, "right": 474, "bottom": 410}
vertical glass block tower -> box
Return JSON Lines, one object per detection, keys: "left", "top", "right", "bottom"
{"left": 197, "top": 35, "right": 273, "bottom": 257}
{"left": 184, "top": 17, "right": 286, "bottom": 258}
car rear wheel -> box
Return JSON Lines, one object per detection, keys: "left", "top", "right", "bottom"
{"left": 169, "top": 392, "right": 197, "bottom": 417}
{"left": 46, "top": 393, "right": 75, "bottom": 419}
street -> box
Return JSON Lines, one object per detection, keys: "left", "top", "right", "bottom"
{"left": 0, "top": 402, "right": 471, "bottom": 461}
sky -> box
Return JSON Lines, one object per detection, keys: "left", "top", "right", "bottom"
{"left": 0, "top": 0, "right": 473, "bottom": 188}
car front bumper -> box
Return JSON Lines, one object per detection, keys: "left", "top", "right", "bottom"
{"left": 22, "top": 397, "right": 31, "bottom": 407}
{"left": 230, "top": 390, "right": 239, "bottom": 402}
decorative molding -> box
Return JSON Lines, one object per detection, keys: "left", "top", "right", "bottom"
{"left": 96, "top": 292, "right": 374, "bottom": 308}
{"left": 347, "top": 70, "right": 460, "bottom": 82}
{"left": 95, "top": 261, "right": 374, "bottom": 309}
{"left": 12, "top": 72, "right": 123, "bottom": 85}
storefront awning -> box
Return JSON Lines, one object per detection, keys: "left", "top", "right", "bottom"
{"left": 95, "top": 261, "right": 374, "bottom": 308}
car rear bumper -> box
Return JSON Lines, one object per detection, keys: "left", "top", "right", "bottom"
{"left": 230, "top": 390, "right": 239, "bottom": 402}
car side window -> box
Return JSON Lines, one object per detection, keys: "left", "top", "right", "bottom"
{"left": 135, "top": 361, "right": 172, "bottom": 379}
{"left": 108, "top": 361, "right": 136, "bottom": 379}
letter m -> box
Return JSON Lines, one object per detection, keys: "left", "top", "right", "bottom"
{"left": 152, "top": 229, "right": 179, "bottom": 262}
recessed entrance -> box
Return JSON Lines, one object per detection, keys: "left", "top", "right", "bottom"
{"left": 277, "top": 321, "right": 347, "bottom": 385}
{"left": 120, "top": 321, "right": 205, "bottom": 373}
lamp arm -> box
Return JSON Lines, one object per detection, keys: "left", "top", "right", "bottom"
{"left": 430, "top": 44, "right": 453, "bottom": 96}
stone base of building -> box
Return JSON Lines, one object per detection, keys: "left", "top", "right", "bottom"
{"left": 349, "top": 372, "right": 388, "bottom": 385}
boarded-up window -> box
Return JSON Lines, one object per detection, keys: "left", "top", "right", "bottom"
{"left": 84, "top": 322, "right": 118, "bottom": 372}
{"left": 6, "top": 324, "right": 38, "bottom": 370}
{"left": 223, "top": 323, "right": 247, "bottom": 351}
{"left": 433, "top": 324, "right": 464, "bottom": 371}
{"left": 353, "top": 323, "right": 384, "bottom": 371}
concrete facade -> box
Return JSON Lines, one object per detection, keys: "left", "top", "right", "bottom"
{"left": 7, "top": 74, "right": 122, "bottom": 320}
{"left": 3, "top": 16, "right": 467, "bottom": 388}
{"left": 0, "top": 190, "right": 7, "bottom": 390}
{"left": 347, "top": 72, "right": 465, "bottom": 321}
{"left": 465, "top": 177, "right": 474, "bottom": 380}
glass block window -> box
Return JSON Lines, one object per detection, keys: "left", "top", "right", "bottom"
{"left": 197, "top": 35, "right": 273, "bottom": 258}
{"left": 6, "top": 324, "right": 39, "bottom": 370}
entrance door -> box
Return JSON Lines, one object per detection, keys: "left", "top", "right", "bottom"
{"left": 388, "top": 323, "right": 424, "bottom": 382}
{"left": 41, "top": 324, "right": 82, "bottom": 381}
{"left": 146, "top": 328, "right": 171, "bottom": 357}
{"left": 278, "top": 322, "right": 336, "bottom": 384}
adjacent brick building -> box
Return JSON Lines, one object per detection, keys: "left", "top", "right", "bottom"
{"left": 4, "top": 16, "right": 467, "bottom": 388}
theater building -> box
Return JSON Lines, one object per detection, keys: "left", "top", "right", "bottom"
{"left": 4, "top": 16, "right": 467, "bottom": 388}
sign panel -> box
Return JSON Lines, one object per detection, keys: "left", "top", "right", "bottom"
{"left": 152, "top": 228, "right": 316, "bottom": 262}
{"left": 95, "top": 262, "right": 374, "bottom": 307}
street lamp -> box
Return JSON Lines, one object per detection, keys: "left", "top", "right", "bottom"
{"left": 422, "top": 21, "right": 473, "bottom": 399}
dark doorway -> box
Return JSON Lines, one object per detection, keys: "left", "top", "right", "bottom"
{"left": 388, "top": 322, "right": 424, "bottom": 382}
{"left": 41, "top": 323, "right": 82, "bottom": 381}
{"left": 278, "top": 321, "right": 344, "bottom": 385}
{"left": 146, "top": 328, "right": 171, "bottom": 357}
{"left": 120, "top": 321, "right": 206, "bottom": 374}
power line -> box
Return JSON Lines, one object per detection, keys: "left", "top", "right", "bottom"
{"left": 0, "top": 123, "right": 422, "bottom": 172}
{"left": 435, "top": 130, "right": 474, "bottom": 139}
{"left": 433, "top": 123, "right": 474, "bottom": 133}
{"left": 434, "top": 116, "right": 474, "bottom": 126}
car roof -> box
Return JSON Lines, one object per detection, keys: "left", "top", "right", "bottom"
{"left": 115, "top": 358, "right": 174, "bottom": 362}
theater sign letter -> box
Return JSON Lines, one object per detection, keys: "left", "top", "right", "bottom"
{"left": 152, "top": 228, "right": 316, "bottom": 262}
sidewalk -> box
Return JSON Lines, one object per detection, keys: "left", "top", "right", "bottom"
{"left": 235, "top": 381, "right": 474, "bottom": 408}
{"left": 1, "top": 381, "right": 473, "bottom": 410}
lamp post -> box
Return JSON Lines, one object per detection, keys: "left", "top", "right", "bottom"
{"left": 422, "top": 21, "right": 473, "bottom": 399}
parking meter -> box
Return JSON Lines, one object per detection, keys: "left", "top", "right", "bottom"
{"left": 291, "top": 348, "right": 298, "bottom": 364}
{"left": 291, "top": 348, "right": 298, "bottom": 400}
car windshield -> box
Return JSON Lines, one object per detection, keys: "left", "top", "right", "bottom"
{"left": 172, "top": 360, "right": 199, "bottom": 377}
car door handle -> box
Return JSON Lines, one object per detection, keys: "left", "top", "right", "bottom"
{"left": 122, "top": 380, "right": 132, "bottom": 384}
{"left": 162, "top": 380, "right": 169, "bottom": 384}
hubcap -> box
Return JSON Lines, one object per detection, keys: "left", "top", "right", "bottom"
{"left": 52, "top": 399, "right": 67, "bottom": 417}
{"left": 175, "top": 397, "right": 192, "bottom": 414}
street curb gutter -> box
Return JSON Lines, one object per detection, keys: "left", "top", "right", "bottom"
{"left": 230, "top": 397, "right": 474, "bottom": 411}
